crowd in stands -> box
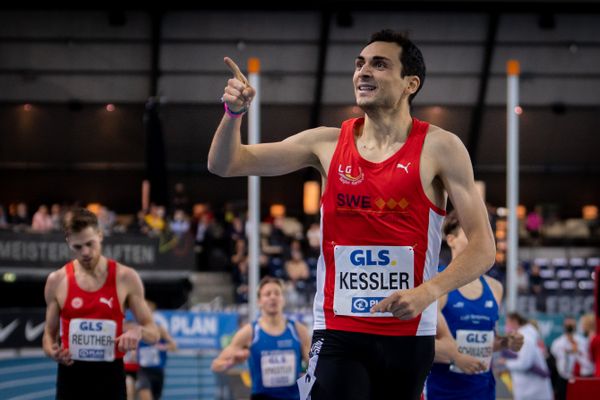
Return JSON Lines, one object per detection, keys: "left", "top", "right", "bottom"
{"left": 2, "top": 190, "right": 598, "bottom": 311}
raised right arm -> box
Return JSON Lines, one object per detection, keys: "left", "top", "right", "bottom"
{"left": 207, "top": 57, "right": 336, "bottom": 177}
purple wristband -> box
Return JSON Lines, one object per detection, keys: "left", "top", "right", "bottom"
{"left": 224, "top": 102, "right": 247, "bottom": 118}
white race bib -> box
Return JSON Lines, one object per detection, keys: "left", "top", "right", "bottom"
{"left": 68, "top": 318, "right": 116, "bottom": 362}
{"left": 260, "top": 350, "right": 297, "bottom": 388}
{"left": 138, "top": 346, "right": 161, "bottom": 367}
{"left": 333, "top": 246, "right": 414, "bottom": 317}
{"left": 452, "top": 329, "right": 494, "bottom": 374}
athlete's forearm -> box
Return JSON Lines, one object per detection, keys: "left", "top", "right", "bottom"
{"left": 140, "top": 323, "right": 160, "bottom": 344}
{"left": 207, "top": 115, "right": 245, "bottom": 176}
{"left": 434, "top": 336, "right": 459, "bottom": 364}
{"left": 42, "top": 331, "right": 58, "bottom": 356}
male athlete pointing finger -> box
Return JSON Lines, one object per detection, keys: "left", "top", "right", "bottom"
{"left": 208, "top": 30, "right": 495, "bottom": 400}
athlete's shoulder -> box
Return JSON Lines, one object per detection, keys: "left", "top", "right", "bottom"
{"left": 424, "top": 124, "right": 464, "bottom": 151}
{"left": 115, "top": 262, "right": 142, "bottom": 288}
{"left": 46, "top": 266, "right": 66, "bottom": 286}
{"left": 45, "top": 267, "right": 67, "bottom": 302}
{"left": 483, "top": 275, "right": 503, "bottom": 299}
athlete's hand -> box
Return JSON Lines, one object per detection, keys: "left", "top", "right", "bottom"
{"left": 370, "top": 284, "right": 436, "bottom": 320}
{"left": 116, "top": 325, "right": 142, "bottom": 352}
{"left": 211, "top": 349, "right": 249, "bottom": 372}
{"left": 49, "top": 343, "right": 74, "bottom": 366}
{"left": 222, "top": 57, "right": 255, "bottom": 114}
{"left": 454, "top": 353, "right": 487, "bottom": 375}
{"left": 507, "top": 331, "right": 524, "bottom": 352}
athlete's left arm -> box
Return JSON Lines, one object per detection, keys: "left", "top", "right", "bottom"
{"left": 424, "top": 131, "right": 496, "bottom": 301}
{"left": 295, "top": 321, "right": 311, "bottom": 364}
{"left": 116, "top": 266, "right": 160, "bottom": 351}
{"left": 371, "top": 132, "right": 495, "bottom": 319}
{"left": 158, "top": 325, "right": 178, "bottom": 352}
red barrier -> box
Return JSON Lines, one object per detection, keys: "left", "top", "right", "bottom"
{"left": 566, "top": 377, "right": 600, "bottom": 400}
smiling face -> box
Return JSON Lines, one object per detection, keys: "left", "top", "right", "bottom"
{"left": 353, "top": 41, "right": 419, "bottom": 111}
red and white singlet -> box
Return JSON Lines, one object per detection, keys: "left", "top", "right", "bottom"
{"left": 313, "top": 117, "right": 446, "bottom": 336}
{"left": 60, "top": 259, "right": 125, "bottom": 361}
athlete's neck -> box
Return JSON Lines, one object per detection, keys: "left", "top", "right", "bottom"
{"left": 260, "top": 313, "right": 285, "bottom": 330}
{"left": 361, "top": 106, "right": 413, "bottom": 147}
{"left": 76, "top": 256, "right": 107, "bottom": 277}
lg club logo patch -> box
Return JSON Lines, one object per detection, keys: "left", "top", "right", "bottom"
{"left": 338, "top": 164, "right": 364, "bottom": 185}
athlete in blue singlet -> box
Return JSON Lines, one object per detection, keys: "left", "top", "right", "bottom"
{"left": 136, "top": 301, "right": 177, "bottom": 400}
{"left": 426, "top": 211, "right": 524, "bottom": 400}
{"left": 211, "top": 277, "right": 311, "bottom": 400}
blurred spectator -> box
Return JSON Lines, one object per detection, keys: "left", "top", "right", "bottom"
{"left": 579, "top": 313, "right": 596, "bottom": 376}
{"left": 169, "top": 209, "right": 190, "bottom": 237}
{"left": 516, "top": 263, "right": 530, "bottom": 295}
{"left": 550, "top": 317, "right": 593, "bottom": 400}
{"left": 228, "top": 216, "right": 245, "bottom": 243}
{"left": 261, "top": 217, "right": 288, "bottom": 257}
{"left": 144, "top": 204, "right": 166, "bottom": 236}
{"left": 529, "top": 264, "right": 543, "bottom": 295}
{"left": 31, "top": 204, "right": 53, "bottom": 232}
{"left": 284, "top": 240, "right": 311, "bottom": 307}
{"left": 526, "top": 206, "right": 544, "bottom": 240}
{"left": 98, "top": 206, "right": 116, "bottom": 236}
{"left": 171, "top": 182, "right": 190, "bottom": 214}
{"left": 50, "top": 204, "right": 62, "bottom": 231}
{"left": 231, "top": 239, "right": 249, "bottom": 303}
{"left": 551, "top": 317, "right": 595, "bottom": 400}
{"left": 0, "top": 205, "right": 8, "bottom": 229}
{"left": 306, "top": 222, "right": 321, "bottom": 258}
{"left": 195, "top": 212, "right": 216, "bottom": 270}
{"left": 137, "top": 209, "right": 150, "bottom": 235}
{"left": 504, "top": 312, "right": 553, "bottom": 400}
{"left": 11, "top": 202, "right": 30, "bottom": 227}
{"left": 285, "top": 240, "right": 310, "bottom": 283}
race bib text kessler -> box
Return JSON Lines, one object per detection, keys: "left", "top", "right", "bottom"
{"left": 333, "top": 246, "right": 414, "bottom": 317}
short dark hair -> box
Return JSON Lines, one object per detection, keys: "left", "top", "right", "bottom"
{"left": 257, "top": 276, "right": 284, "bottom": 298}
{"left": 507, "top": 312, "right": 528, "bottom": 327}
{"left": 442, "top": 210, "right": 460, "bottom": 238}
{"left": 367, "top": 29, "right": 426, "bottom": 105}
{"left": 63, "top": 207, "right": 99, "bottom": 236}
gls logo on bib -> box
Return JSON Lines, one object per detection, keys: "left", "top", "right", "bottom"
{"left": 333, "top": 246, "right": 414, "bottom": 317}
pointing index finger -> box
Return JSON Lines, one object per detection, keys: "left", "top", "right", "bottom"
{"left": 224, "top": 57, "right": 249, "bottom": 86}
{"left": 370, "top": 297, "right": 391, "bottom": 313}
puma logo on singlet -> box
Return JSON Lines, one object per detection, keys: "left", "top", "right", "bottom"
{"left": 99, "top": 297, "right": 114, "bottom": 309}
{"left": 396, "top": 162, "right": 411, "bottom": 174}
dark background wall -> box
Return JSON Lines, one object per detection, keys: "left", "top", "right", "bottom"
{"left": 1, "top": 102, "right": 598, "bottom": 217}
{"left": 2, "top": 7, "right": 600, "bottom": 218}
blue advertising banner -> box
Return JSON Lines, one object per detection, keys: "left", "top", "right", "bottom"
{"left": 152, "top": 311, "right": 239, "bottom": 350}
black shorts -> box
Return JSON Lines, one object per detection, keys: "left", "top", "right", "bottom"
{"left": 56, "top": 359, "right": 126, "bottom": 400}
{"left": 136, "top": 367, "right": 165, "bottom": 399}
{"left": 124, "top": 369, "right": 137, "bottom": 379}
{"left": 309, "top": 329, "right": 434, "bottom": 400}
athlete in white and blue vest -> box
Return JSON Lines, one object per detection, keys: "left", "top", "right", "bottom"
{"left": 426, "top": 211, "right": 524, "bottom": 400}
{"left": 211, "top": 277, "right": 311, "bottom": 400}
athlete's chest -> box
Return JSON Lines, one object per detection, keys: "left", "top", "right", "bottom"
{"left": 74, "top": 272, "right": 108, "bottom": 292}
